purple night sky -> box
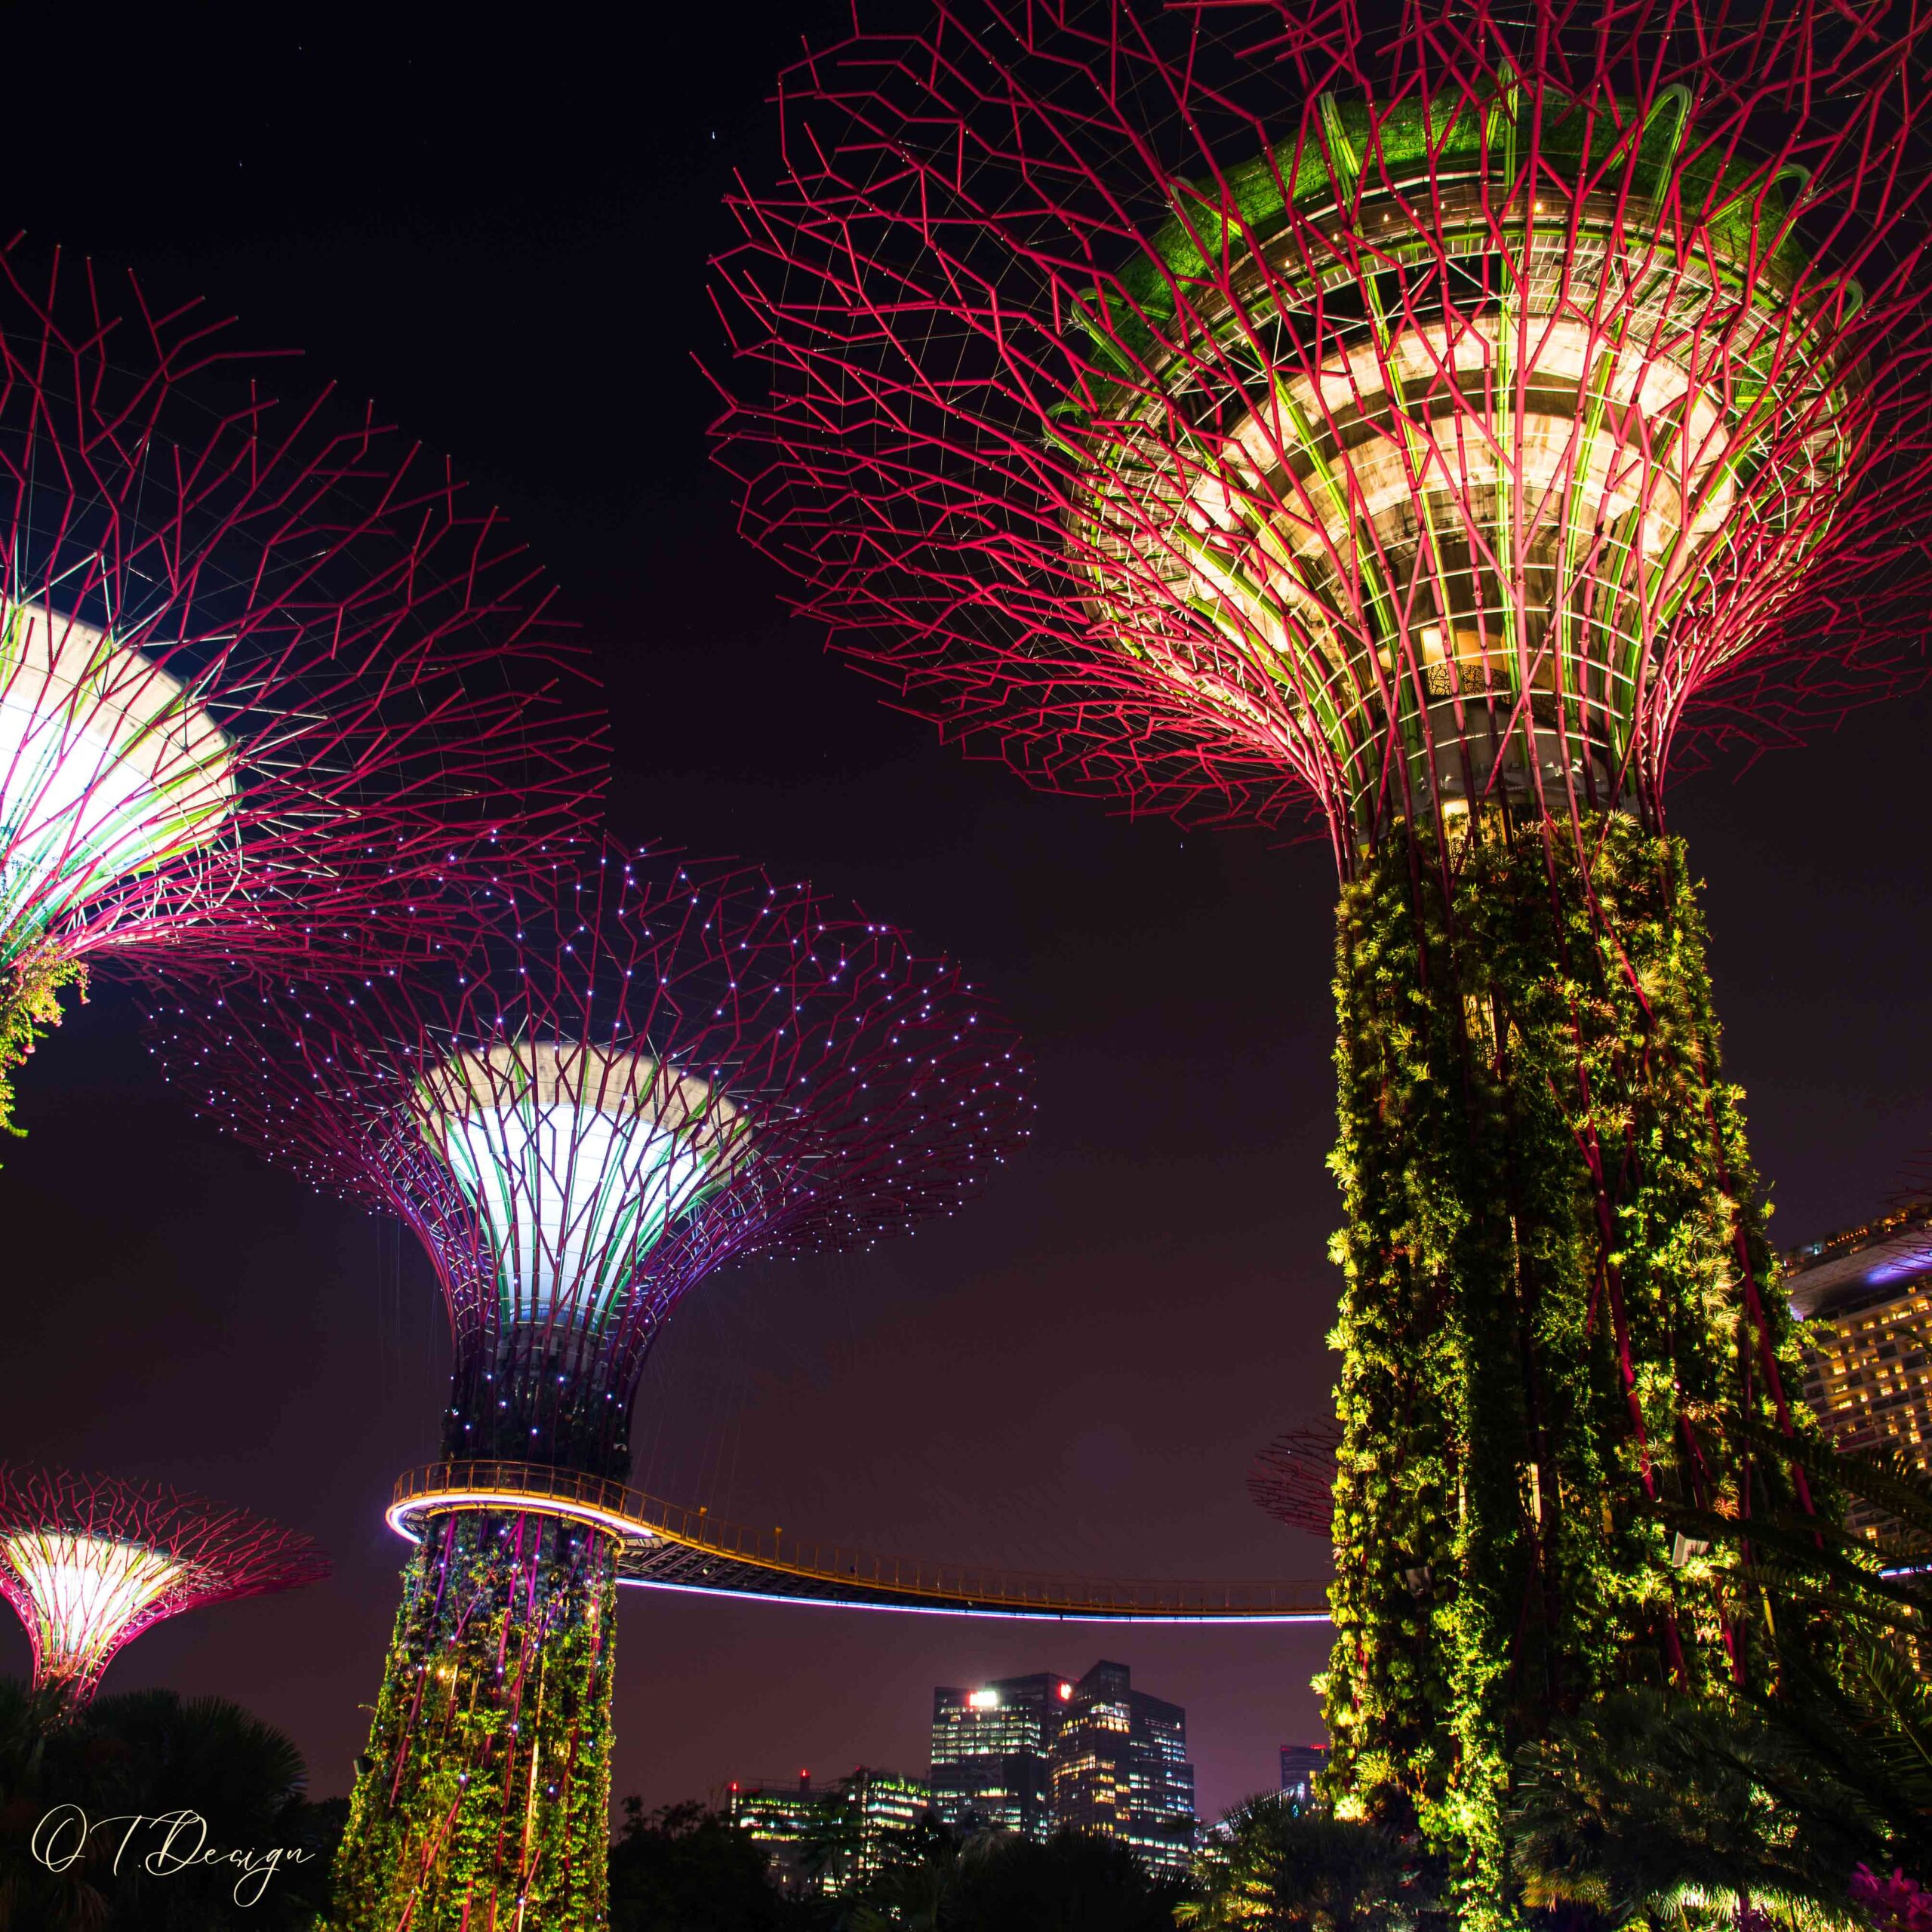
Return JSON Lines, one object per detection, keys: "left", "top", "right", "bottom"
{"left": 3, "top": 7, "right": 1929, "bottom": 1827}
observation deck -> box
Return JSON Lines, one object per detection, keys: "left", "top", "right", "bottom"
{"left": 388, "top": 1461, "right": 1331, "bottom": 1625}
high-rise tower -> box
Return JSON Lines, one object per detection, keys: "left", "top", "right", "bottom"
{"left": 1051, "top": 1660, "right": 1196, "bottom": 1878}
{"left": 931, "top": 1674, "right": 1072, "bottom": 1840}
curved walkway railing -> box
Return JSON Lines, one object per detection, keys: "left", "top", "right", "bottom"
{"left": 386, "top": 1460, "right": 1332, "bottom": 1624}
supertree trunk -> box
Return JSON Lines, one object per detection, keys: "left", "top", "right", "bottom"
{"left": 333, "top": 1510, "right": 617, "bottom": 1932}
{"left": 167, "top": 848, "right": 1031, "bottom": 1930}
{"left": 1322, "top": 808, "right": 1808, "bottom": 1918}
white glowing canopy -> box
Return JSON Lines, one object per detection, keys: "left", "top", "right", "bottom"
{"left": 1077, "top": 186, "right": 1846, "bottom": 819}
{"left": 415, "top": 1040, "right": 752, "bottom": 1326}
{"left": 0, "top": 601, "right": 235, "bottom": 957}
{"left": 0, "top": 1530, "right": 186, "bottom": 1690}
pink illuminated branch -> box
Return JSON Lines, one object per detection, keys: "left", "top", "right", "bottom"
{"left": 0, "top": 241, "right": 604, "bottom": 985}
{"left": 1248, "top": 1420, "right": 1343, "bottom": 1539}
{"left": 709, "top": 0, "right": 1932, "bottom": 866}
{"left": 0, "top": 1464, "right": 328, "bottom": 1709}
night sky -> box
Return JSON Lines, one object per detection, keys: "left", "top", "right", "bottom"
{"left": 3, "top": 8, "right": 1929, "bottom": 1826}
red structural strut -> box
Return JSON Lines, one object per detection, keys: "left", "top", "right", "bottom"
{"left": 1248, "top": 1420, "right": 1344, "bottom": 1540}
{"left": 709, "top": 0, "right": 1932, "bottom": 863}
{"left": 0, "top": 1463, "right": 328, "bottom": 1709}
{"left": 0, "top": 240, "right": 605, "bottom": 983}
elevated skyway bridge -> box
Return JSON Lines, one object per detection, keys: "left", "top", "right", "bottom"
{"left": 388, "top": 1461, "right": 1332, "bottom": 1625}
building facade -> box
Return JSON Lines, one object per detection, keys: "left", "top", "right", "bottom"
{"left": 930, "top": 1673, "right": 1071, "bottom": 1840}
{"left": 729, "top": 1767, "right": 932, "bottom": 1893}
{"left": 1787, "top": 1205, "right": 1932, "bottom": 1538}
{"left": 1279, "top": 1743, "right": 1331, "bottom": 1809}
{"left": 1048, "top": 1660, "right": 1197, "bottom": 1878}
{"left": 930, "top": 1660, "right": 1198, "bottom": 1872}
{"left": 729, "top": 1773, "right": 831, "bottom": 1894}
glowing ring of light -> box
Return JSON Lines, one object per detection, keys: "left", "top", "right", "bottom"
{"left": 382, "top": 1467, "right": 1335, "bottom": 1623}
{"left": 385, "top": 1484, "right": 655, "bottom": 1550}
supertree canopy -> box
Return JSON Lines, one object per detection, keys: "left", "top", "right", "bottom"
{"left": 710, "top": 0, "right": 1932, "bottom": 1908}
{"left": 0, "top": 1463, "right": 328, "bottom": 1710}
{"left": 1250, "top": 1420, "right": 1344, "bottom": 1540}
{"left": 0, "top": 242, "right": 604, "bottom": 1136}
{"left": 155, "top": 841, "right": 1031, "bottom": 1931}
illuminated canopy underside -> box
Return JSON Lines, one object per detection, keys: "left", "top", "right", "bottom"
{"left": 416, "top": 1040, "right": 752, "bottom": 1328}
{"left": 0, "top": 602, "right": 235, "bottom": 962}
{"left": 1073, "top": 98, "right": 1850, "bottom": 831}
{"left": 0, "top": 1530, "right": 187, "bottom": 1690}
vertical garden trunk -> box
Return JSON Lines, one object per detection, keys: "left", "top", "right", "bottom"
{"left": 1319, "top": 809, "right": 1808, "bottom": 1924}
{"left": 333, "top": 1509, "right": 617, "bottom": 1930}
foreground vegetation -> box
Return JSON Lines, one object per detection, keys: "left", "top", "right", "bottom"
{"left": 0, "top": 1678, "right": 341, "bottom": 1927}
{"left": 0, "top": 1433, "right": 1927, "bottom": 1926}
{"left": 611, "top": 1437, "right": 1932, "bottom": 1930}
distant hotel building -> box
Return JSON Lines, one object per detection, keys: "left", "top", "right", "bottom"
{"left": 730, "top": 1767, "right": 931, "bottom": 1894}
{"left": 1279, "top": 1743, "right": 1330, "bottom": 1808}
{"left": 1786, "top": 1204, "right": 1932, "bottom": 1537}
{"left": 931, "top": 1659, "right": 1197, "bottom": 1876}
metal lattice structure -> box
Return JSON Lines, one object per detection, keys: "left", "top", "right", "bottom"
{"left": 709, "top": 3, "right": 1932, "bottom": 1903}
{"left": 152, "top": 838, "right": 1031, "bottom": 1927}
{"left": 0, "top": 1463, "right": 328, "bottom": 1709}
{"left": 158, "top": 838, "right": 1032, "bottom": 1478}
{"left": 1248, "top": 1419, "right": 1343, "bottom": 1540}
{"left": 0, "top": 242, "right": 604, "bottom": 997}
{"left": 712, "top": 1, "right": 1932, "bottom": 863}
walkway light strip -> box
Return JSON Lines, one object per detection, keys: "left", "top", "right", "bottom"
{"left": 385, "top": 1467, "right": 1331, "bottom": 1623}
{"left": 386, "top": 1487, "right": 655, "bottom": 1548}
{"left": 617, "top": 1578, "right": 1333, "bottom": 1626}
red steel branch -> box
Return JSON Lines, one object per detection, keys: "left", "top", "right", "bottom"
{"left": 0, "top": 240, "right": 605, "bottom": 984}
{"left": 0, "top": 1463, "right": 328, "bottom": 1707}
{"left": 1249, "top": 1420, "right": 1345, "bottom": 1540}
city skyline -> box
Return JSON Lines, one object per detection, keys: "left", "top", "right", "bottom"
{"left": 0, "top": 0, "right": 1928, "bottom": 1847}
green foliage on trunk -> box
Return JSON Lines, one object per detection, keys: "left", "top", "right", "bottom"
{"left": 331, "top": 1511, "right": 617, "bottom": 1931}
{"left": 0, "top": 950, "right": 85, "bottom": 1145}
{"left": 1320, "top": 811, "right": 1810, "bottom": 1927}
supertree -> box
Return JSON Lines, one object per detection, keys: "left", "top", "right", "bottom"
{"left": 0, "top": 241, "right": 605, "bottom": 1136}
{"left": 708, "top": 0, "right": 1932, "bottom": 1905}
{"left": 153, "top": 841, "right": 1032, "bottom": 1931}
{"left": 1250, "top": 1419, "right": 1343, "bottom": 1540}
{"left": 0, "top": 1463, "right": 328, "bottom": 1712}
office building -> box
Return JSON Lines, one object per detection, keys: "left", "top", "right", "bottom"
{"left": 1787, "top": 1204, "right": 1932, "bottom": 1540}
{"left": 930, "top": 1661, "right": 1198, "bottom": 1872}
{"left": 1279, "top": 1743, "right": 1330, "bottom": 1809}
{"left": 931, "top": 1673, "right": 1070, "bottom": 1840}
{"left": 730, "top": 1772, "right": 832, "bottom": 1894}
{"left": 1050, "top": 1660, "right": 1197, "bottom": 1878}
{"left": 846, "top": 1769, "right": 931, "bottom": 1879}
{"left": 730, "top": 1767, "right": 931, "bottom": 1893}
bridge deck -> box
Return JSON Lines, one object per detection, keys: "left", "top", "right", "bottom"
{"left": 387, "top": 1461, "right": 1331, "bottom": 1624}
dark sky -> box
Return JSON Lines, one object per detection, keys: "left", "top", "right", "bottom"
{"left": 3, "top": 6, "right": 1929, "bottom": 1826}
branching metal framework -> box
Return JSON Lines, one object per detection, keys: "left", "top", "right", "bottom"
{"left": 0, "top": 1463, "right": 328, "bottom": 1709}
{"left": 152, "top": 838, "right": 1031, "bottom": 1930}
{"left": 160, "top": 838, "right": 1032, "bottom": 1478}
{"left": 712, "top": 0, "right": 1932, "bottom": 865}
{"left": 0, "top": 241, "right": 604, "bottom": 998}
{"left": 1249, "top": 1419, "right": 1344, "bottom": 1540}
{"left": 709, "top": 2, "right": 1932, "bottom": 1906}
